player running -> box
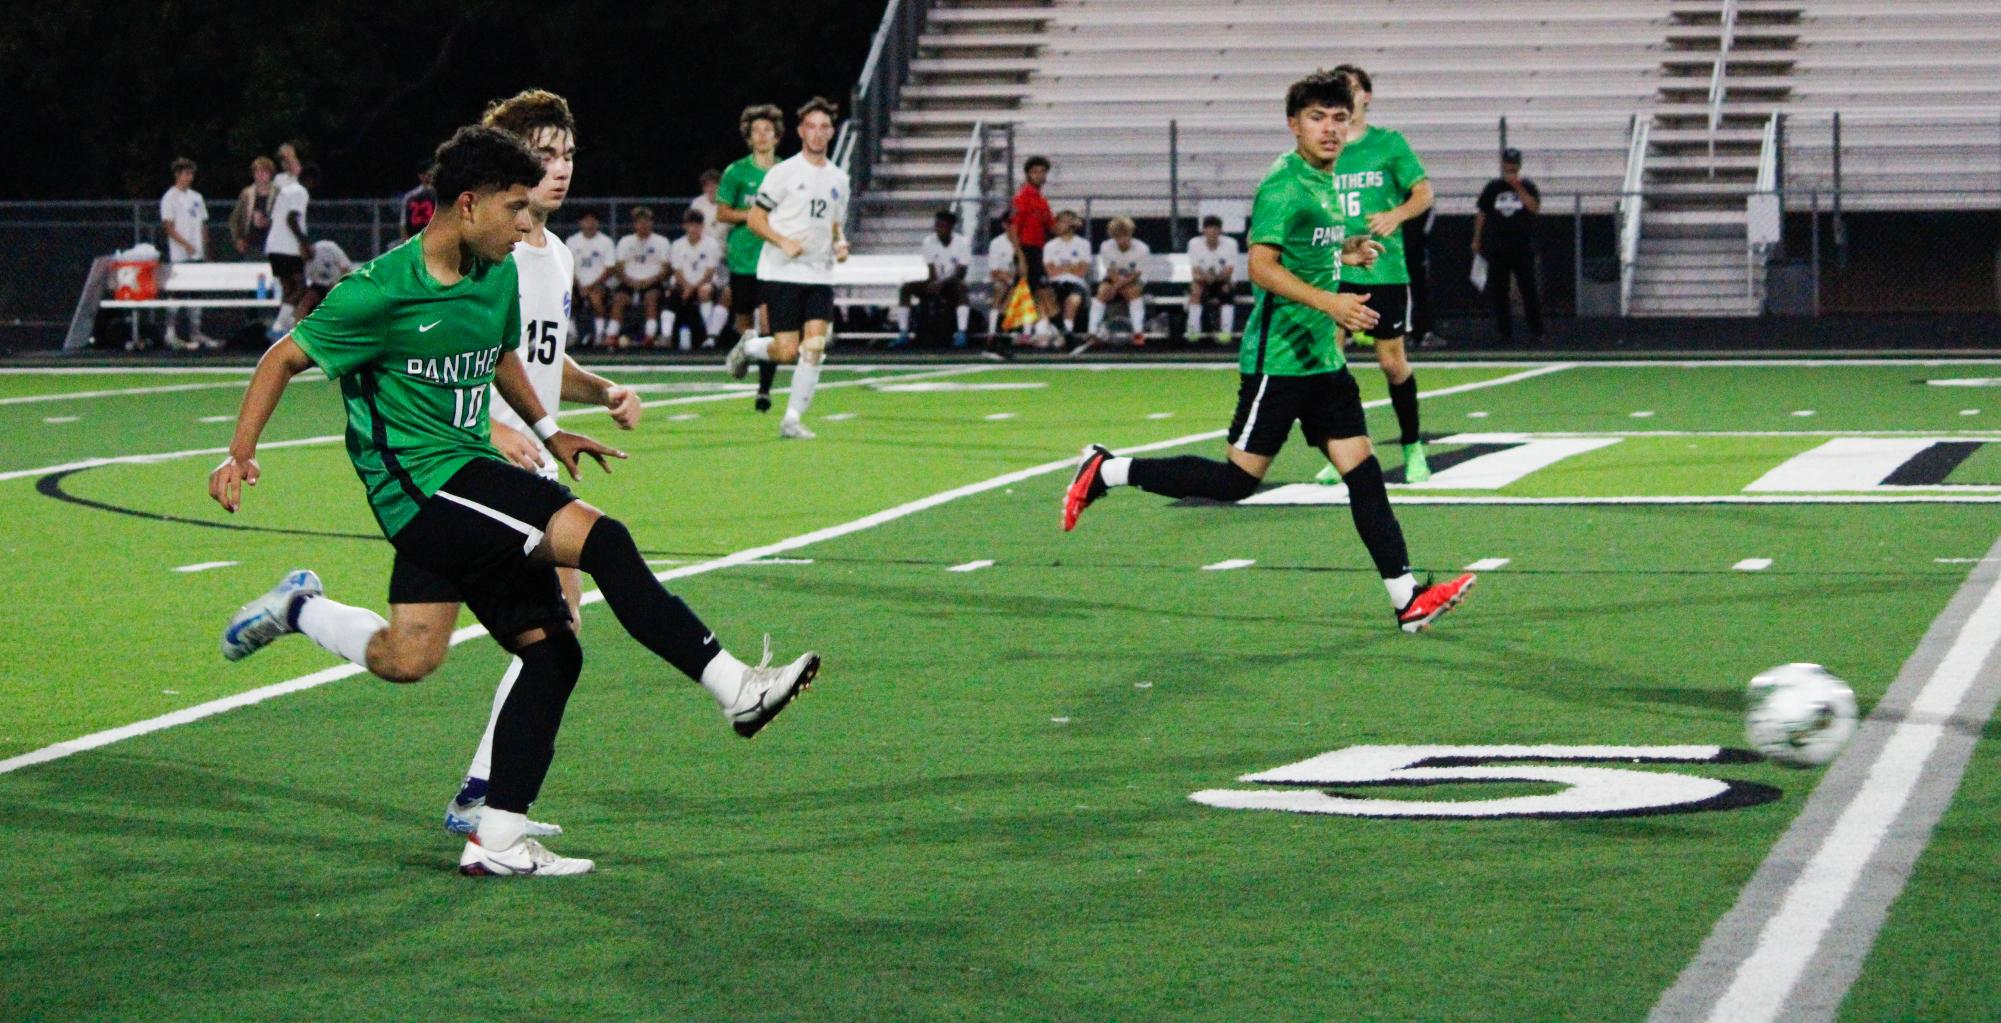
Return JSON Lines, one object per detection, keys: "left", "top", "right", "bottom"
{"left": 432, "top": 90, "right": 645, "bottom": 840}
{"left": 1317, "top": 63, "right": 1437, "bottom": 484}
{"left": 715, "top": 104, "right": 784, "bottom": 412}
{"left": 724, "top": 97, "right": 849, "bottom": 440}
{"left": 212, "top": 125, "right": 821, "bottom": 878}
{"left": 1061, "top": 70, "right": 1475, "bottom": 634}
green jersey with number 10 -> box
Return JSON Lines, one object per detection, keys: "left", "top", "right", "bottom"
{"left": 1244, "top": 149, "right": 1346, "bottom": 377}
{"left": 290, "top": 236, "right": 517, "bottom": 538}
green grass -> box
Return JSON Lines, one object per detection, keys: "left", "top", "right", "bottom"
{"left": 1, "top": 361, "right": 1997, "bottom": 1021}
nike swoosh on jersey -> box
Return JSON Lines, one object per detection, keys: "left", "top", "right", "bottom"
{"left": 419, "top": 321, "right": 442, "bottom": 332}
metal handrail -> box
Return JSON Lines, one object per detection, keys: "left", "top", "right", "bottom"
{"left": 1618, "top": 116, "right": 1651, "bottom": 316}
{"left": 855, "top": 0, "right": 903, "bottom": 103}
{"left": 1755, "top": 112, "right": 1780, "bottom": 193}
{"left": 950, "top": 121, "right": 986, "bottom": 232}
{"left": 1706, "top": 0, "right": 1741, "bottom": 170}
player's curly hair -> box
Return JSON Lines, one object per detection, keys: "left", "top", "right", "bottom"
{"left": 481, "top": 88, "right": 577, "bottom": 145}
{"left": 796, "top": 96, "right": 840, "bottom": 123}
{"left": 1330, "top": 64, "right": 1373, "bottom": 94}
{"left": 1284, "top": 69, "right": 1355, "bottom": 118}
{"left": 740, "top": 103, "right": 784, "bottom": 143}
{"left": 170, "top": 157, "right": 196, "bottom": 176}
{"left": 430, "top": 124, "right": 545, "bottom": 204}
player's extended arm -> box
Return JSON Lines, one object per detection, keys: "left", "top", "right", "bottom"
{"left": 208, "top": 337, "right": 314, "bottom": 512}
{"left": 747, "top": 206, "right": 803, "bottom": 258}
{"left": 1368, "top": 179, "right": 1435, "bottom": 238}
{"left": 560, "top": 355, "right": 639, "bottom": 429}
{"left": 832, "top": 220, "right": 849, "bottom": 262}
{"left": 1247, "top": 243, "right": 1378, "bottom": 333}
{"left": 286, "top": 210, "right": 308, "bottom": 249}
{"left": 495, "top": 350, "right": 626, "bottom": 479}
{"left": 714, "top": 201, "right": 749, "bottom": 226}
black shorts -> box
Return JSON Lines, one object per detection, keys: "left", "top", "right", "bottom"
{"left": 1019, "top": 245, "right": 1048, "bottom": 289}
{"left": 728, "top": 273, "right": 761, "bottom": 316}
{"left": 765, "top": 280, "right": 835, "bottom": 333}
{"left": 1226, "top": 369, "right": 1370, "bottom": 457}
{"left": 387, "top": 458, "right": 576, "bottom": 646}
{"left": 1051, "top": 279, "right": 1088, "bottom": 304}
{"left": 267, "top": 252, "right": 304, "bottom": 280}
{"left": 1338, "top": 281, "right": 1411, "bottom": 341}
{"left": 1194, "top": 279, "right": 1237, "bottom": 304}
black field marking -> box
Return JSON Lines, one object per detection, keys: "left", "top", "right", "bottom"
{"left": 35, "top": 467, "right": 377, "bottom": 541}
{"left": 1880, "top": 440, "right": 1983, "bottom": 486}
{"left": 1382, "top": 441, "right": 1518, "bottom": 484}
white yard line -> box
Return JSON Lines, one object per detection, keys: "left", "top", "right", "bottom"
{"left": 0, "top": 363, "right": 1569, "bottom": 777}
{"left": 947, "top": 559, "right": 995, "bottom": 573}
{"left": 0, "top": 381, "right": 254, "bottom": 406}
{"left": 1733, "top": 558, "right": 1773, "bottom": 572}
{"left": 1202, "top": 559, "right": 1257, "bottom": 571}
{"left": 1464, "top": 557, "right": 1512, "bottom": 571}
{"left": 172, "top": 561, "right": 239, "bottom": 573}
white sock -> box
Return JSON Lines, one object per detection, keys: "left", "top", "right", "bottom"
{"left": 987, "top": 308, "right": 999, "bottom": 334}
{"left": 1034, "top": 318, "right": 1057, "bottom": 337}
{"left": 1220, "top": 304, "right": 1235, "bottom": 334}
{"left": 607, "top": 319, "right": 622, "bottom": 338}
{"left": 677, "top": 328, "right": 692, "bottom": 352}
{"left": 644, "top": 319, "right": 658, "bottom": 339}
{"left": 1101, "top": 456, "right": 1132, "bottom": 488}
{"left": 1386, "top": 573, "right": 1419, "bottom": 609}
{"left": 1128, "top": 299, "right": 1145, "bottom": 334}
{"left": 955, "top": 305, "right": 970, "bottom": 331}
{"left": 744, "top": 335, "right": 773, "bottom": 360}
{"left": 594, "top": 317, "right": 608, "bottom": 339}
{"left": 294, "top": 595, "right": 386, "bottom": 666}
{"left": 785, "top": 352, "right": 824, "bottom": 421}
{"left": 271, "top": 304, "right": 297, "bottom": 333}
{"left": 893, "top": 305, "right": 910, "bottom": 333}
{"left": 467, "top": 656, "right": 522, "bottom": 782}
{"left": 702, "top": 302, "right": 726, "bottom": 336}
{"left": 1089, "top": 299, "right": 1106, "bottom": 333}
{"left": 699, "top": 649, "right": 750, "bottom": 708}
{"left": 659, "top": 311, "right": 675, "bottom": 338}
{"left": 476, "top": 807, "right": 527, "bottom": 851}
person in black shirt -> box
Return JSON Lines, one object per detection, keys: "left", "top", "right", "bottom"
{"left": 1473, "top": 147, "right": 1543, "bottom": 344}
{"left": 399, "top": 162, "right": 438, "bottom": 242}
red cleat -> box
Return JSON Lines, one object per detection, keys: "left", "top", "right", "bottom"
{"left": 1063, "top": 444, "right": 1113, "bottom": 532}
{"left": 1396, "top": 573, "right": 1477, "bottom": 633}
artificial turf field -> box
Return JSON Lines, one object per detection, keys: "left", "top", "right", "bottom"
{"left": 1, "top": 358, "right": 1997, "bottom": 1021}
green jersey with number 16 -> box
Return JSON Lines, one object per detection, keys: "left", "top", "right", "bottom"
{"left": 1244, "top": 149, "right": 1346, "bottom": 377}
{"left": 290, "top": 236, "right": 517, "bottom": 538}
{"left": 1334, "top": 126, "right": 1427, "bottom": 286}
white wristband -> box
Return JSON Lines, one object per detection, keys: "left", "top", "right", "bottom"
{"left": 531, "top": 416, "right": 560, "bottom": 442}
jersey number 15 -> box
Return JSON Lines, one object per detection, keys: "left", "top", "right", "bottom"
{"left": 524, "top": 320, "right": 560, "bottom": 365}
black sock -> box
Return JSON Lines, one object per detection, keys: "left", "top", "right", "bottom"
{"left": 756, "top": 360, "right": 778, "bottom": 396}
{"left": 1342, "top": 456, "right": 1412, "bottom": 579}
{"left": 485, "top": 631, "right": 584, "bottom": 814}
{"left": 1128, "top": 455, "right": 1261, "bottom": 502}
{"left": 1389, "top": 373, "right": 1421, "bottom": 447}
{"left": 578, "top": 516, "right": 723, "bottom": 681}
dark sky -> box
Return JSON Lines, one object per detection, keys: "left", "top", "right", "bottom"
{"left": 1, "top": 0, "right": 877, "bottom": 200}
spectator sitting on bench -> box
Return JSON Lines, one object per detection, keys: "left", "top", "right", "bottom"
{"left": 667, "top": 207, "right": 726, "bottom": 350}
{"left": 611, "top": 206, "right": 671, "bottom": 347}
{"left": 1089, "top": 216, "right": 1150, "bottom": 346}
{"left": 1187, "top": 214, "right": 1241, "bottom": 344}
{"left": 896, "top": 209, "right": 972, "bottom": 348}
{"left": 1043, "top": 210, "right": 1091, "bottom": 337}
{"left": 985, "top": 210, "right": 1014, "bottom": 339}
{"left": 566, "top": 209, "right": 617, "bottom": 346}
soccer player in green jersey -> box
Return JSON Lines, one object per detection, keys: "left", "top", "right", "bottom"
{"left": 1320, "top": 63, "right": 1437, "bottom": 483}
{"left": 211, "top": 125, "right": 821, "bottom": 877}
{"left": 1062, "top": 70, "right": 1476, "bottom": 633}
{"left": 718, "top": 103, "right": 784, "bottom": 412}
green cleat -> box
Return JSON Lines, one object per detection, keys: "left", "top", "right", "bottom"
{"left": 1402, "top": 442, "right": 1432, "bottom": 483}
{"left": 1314, "top": 463, "right": 1342, "bottom": 485}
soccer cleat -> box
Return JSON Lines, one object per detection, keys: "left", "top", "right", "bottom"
{"left": 221, "top": 569, "right": 323, "bottom": 662}
{"left": 952, "top": 330, "right": 969, "bottom": 348}
{"left": 1402, "top": 442, "right": 1432, "bottom": 484}
{"left": 724, "top": 335, "right": 753, "bottom": 380}
{"left": 458, "top": 835, "right": 594, "bottom": 877}
{"left": 1063, "top": 444, "right": 1114, "bottom": 532}
{"left": 1396, "top": 573, "right": 1477, "bottom": 634}
{"left": 442, "top": 777, "right": 562, "bottom": 838}
{"left": 779, "top": 418, "right": 816, "bottom": 440}
{"left": 1314, "top": 463, "right": 1341, "bottom": 485}
{"left": 727, "top": 637, "right": 822, "bottom": 738}
{"left": 754, "top": 393, "right": 772, "bottom": 413}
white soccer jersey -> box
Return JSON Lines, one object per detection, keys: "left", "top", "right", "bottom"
{"left": 158, "top": 187, "right": 207, "bottom": 262}
{"left": 566, "top": 229, "right": 616, "bottom": 288}
{"left": 986, "top": 234, "right": 1014, "bottom": 278}
{"left": 1042, "top": 234, "right": 1091, "bottom": 286}
{"left": 303, "top": 240, "right": 351, "bottom": 288}
{"left": 265, "top": 182, "right": 309, "bottom": 257}
{"left": 920, "top": 231, "right": 972, "bottom": 279}
{"left": 669, "top": 233, "right": 723, "bottom": 285}
{"left": 489, "top": 233, "right": 575, "bottom": 474}
{"left": 615, "top": 232, "right": 671, "bottom": 285}
{"left": 754, "top": 153, "right": 850, "bottom": 285}
{"left": 1188, "top": 235, "right": 1240, "bottom": 280}
{"left": 1098, "top": 237, "right": 1151, "bottom": 280}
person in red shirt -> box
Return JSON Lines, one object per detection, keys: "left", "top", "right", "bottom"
{"left": 1008, "top": 155, "right": 1060, "bottom": 339}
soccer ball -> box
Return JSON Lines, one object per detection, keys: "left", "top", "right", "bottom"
{"left": 1744, "top": 663, "right": 1857, "bottom": 768}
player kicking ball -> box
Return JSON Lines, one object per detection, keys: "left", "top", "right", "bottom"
{"left": 724, "top": 97, "right": 849, "bottom": 440}
{"left": 211, "top": 125, "right": 821, "bottom": 878}
{"left": 1061, "top": 70, "right": 1475, "bottom": 633}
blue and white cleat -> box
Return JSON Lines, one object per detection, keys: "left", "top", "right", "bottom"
{"left": 443, "top": 776, "right": 563, "bottom": 838}
{"left": 221, "top": 569, "right": 322, "bottom": 662}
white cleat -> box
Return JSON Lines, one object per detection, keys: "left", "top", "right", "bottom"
{"left": 458, "top": 835, "right": 594, "bottom": 877}
{"left": 725, "top": 335, "right": 755, "bottom": 380}
{"left": 779, "top": 418, "right": 816, "bottom": 440}
{"left": 727, "top": 637, "right": 823, "bottom": 738}
{"left": 443, "top": 790, "right": 563, "bottom": 838}
{"left": 221, "top": 569, "right": 323, "bottom": 662}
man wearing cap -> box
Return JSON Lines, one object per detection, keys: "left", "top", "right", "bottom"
{"left": 1472, "top": 148, "right": 1543, "bottom": 345}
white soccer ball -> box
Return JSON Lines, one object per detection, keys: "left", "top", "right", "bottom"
{"left": 1744, "top": 663, "right": 1857, "bottom": 768}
